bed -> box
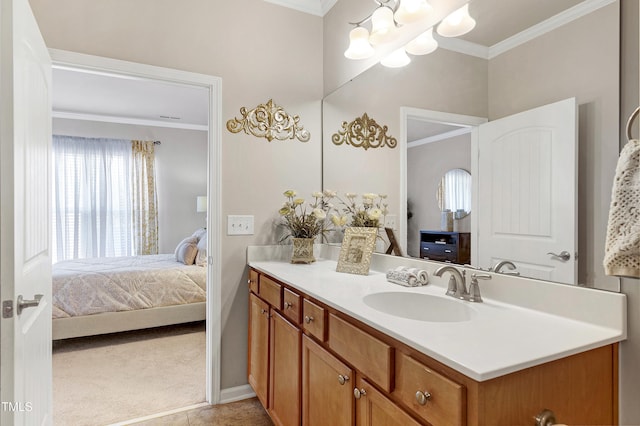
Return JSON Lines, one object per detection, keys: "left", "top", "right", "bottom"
{"left": 52, "top": 232, "right": 208, "bottom": 340}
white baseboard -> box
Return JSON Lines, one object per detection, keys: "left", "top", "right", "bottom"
{"left": 219, "top": 384, "right": 256, "bottom": 404}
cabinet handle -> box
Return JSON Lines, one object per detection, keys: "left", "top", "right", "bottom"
{"left": 247, "top": 279, "right": 252, "bottom": 285}
{"left": 261, "top": 309, "right": 268, "bottom": 315}
{"left": 415, "top": 390, "right": 432, "bottom": 405}
{"left": 304, "top": 315, "right": 314, "bottom": 324}
{"left": 337, "top": 374, "right": 350, "bottom": 385}
{"left": 353, "top": 388, "right": 367, "bottom": 399}
{"left": 284, "top": 302, "right": 293, "bottom": 310}
{"left": 444, "top": 249, "right": 452, "bottom": 253}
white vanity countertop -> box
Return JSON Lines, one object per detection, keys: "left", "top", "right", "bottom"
{"left": 248, "top": 247, "right": 627, "bottom": 382}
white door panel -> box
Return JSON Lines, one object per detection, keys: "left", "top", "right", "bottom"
{"left": 1, "top": 0, "right": 53, "bottom": 424}
{"left": 476, "top": 98, "right": 577, "bottom": 284}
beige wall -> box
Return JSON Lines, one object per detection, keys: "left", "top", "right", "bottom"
{"left": 52, "top": 119, "right": 208, "bottom": 254}
{"left": 619, "top": 0, "right": 640, "bottom": 423}
{"left": 406, "top": 135, "right": 471, "bottom": 258}
{"left": 29, "top": 0, "right": 324, "bottom": 390}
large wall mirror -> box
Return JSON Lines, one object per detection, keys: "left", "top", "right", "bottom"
{"left": 322, "top": 0, "right": 620, "bottom": 291}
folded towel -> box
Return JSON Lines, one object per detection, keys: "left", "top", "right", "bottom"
{"left": 604, "top": 139, "right": 640, "bottom": 278}
{"left": 386, "top": 267, "right": 429, "bottom": 287}
{"left": 405, "top": 267, "right": 429, "bottom": 285}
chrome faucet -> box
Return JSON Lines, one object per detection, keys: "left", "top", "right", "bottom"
{"left": 433, "top": 265, "right": 467, "bottom": 300}
{"left": 491, "top": 260, "right": 520, "bottom": 276}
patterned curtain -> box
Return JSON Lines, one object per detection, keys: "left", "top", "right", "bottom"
{"left": 131, "top": 140, "right": 159, "bottom": 255}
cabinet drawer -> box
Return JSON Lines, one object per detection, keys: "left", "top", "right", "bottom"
{"left": 259, "top": 275, "right": 282, "bottom": 309}
{"left": 394, "top": 352, "right": 465, "bottom": 426}
{"left": 248, "top": 269, "right": 259, "bottom": 294}
{"left": 328, "top": 314, "right": 393, "bottom": 392}
{"left": 282, "top": 288, "right": 301, "bottom": 324}
{"left": 302, "top": 299, "right": 326, "bottom": 341}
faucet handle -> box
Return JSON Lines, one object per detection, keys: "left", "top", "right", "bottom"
{"left": 472, "top": 273, "right": 492, "bottom": 280}
{"left": 467, "top": 273, "right": 491, "bottom": 303}
{"left": 445, "top": 275, "right": 457, "bottom": 297}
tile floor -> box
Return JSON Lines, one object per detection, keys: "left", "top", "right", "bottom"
{"left": 131, "top": 398, "right": 273, "bottom": 426}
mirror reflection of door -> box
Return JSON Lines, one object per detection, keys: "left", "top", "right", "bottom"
{"left": 475, "top": 98, "right": 577, "bottom": 285}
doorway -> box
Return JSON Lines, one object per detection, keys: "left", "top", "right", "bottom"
{"left": 49, "top": 49, "right": 222, "bottom": 420}
{"left": 400, "top": 107, "right": 487, "bottom": 258}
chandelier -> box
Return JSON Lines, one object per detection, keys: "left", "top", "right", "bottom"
{"left": 344, "top": 0, "right": 476, "bottom": 68}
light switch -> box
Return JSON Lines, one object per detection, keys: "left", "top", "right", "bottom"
{"left": 227, "top": 215, "right": 254, "bottom": 235}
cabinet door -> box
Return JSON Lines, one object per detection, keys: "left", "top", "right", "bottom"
{"left": 269, "top": 311, "right": 301, "bottom": 426}
{"left": 248, "top": 293, "right": 270, "bottom": 408}
{"left": 302, "top": 335, "right": 354, "bottom": 426}
{"left": 355, "top": 376, "right": 422, "bottom": 426}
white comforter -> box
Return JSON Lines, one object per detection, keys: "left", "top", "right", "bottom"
{"left": 52, "top": 254, "right": 206, "bottom": 319}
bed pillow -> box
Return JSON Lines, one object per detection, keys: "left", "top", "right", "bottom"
{"left": 191, "top": 228, "right": 207, "bottom": 242}
{"left": 195, "top": 232, "right": 208, "bottom": 266}
{"left": 175, "top": 236, "right": 198, "bottom": 265}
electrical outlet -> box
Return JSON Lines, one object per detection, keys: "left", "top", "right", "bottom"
{"left": 227, "top": 215, "right": 254, "bottom": 235}
{"left": 384, "top": 214, "right": 397, "bottom": 230}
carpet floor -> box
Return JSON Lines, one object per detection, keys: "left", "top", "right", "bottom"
{"left": 53, "top": 322, "right": 206, "bottom": 426}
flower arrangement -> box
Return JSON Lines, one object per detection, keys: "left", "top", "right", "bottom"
{"left": 333, "top": 192, "right": 388, "bottom": 228}
{"left": 278, "top": 190, "right": 335, "bottom": 240}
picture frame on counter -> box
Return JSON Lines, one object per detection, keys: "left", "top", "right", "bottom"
{"left": 336, "top": 226, "right": 378, "bottom": 275}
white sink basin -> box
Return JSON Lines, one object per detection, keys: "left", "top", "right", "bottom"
{"left": 363, "top": 292, "right": 476, "bottom": 322}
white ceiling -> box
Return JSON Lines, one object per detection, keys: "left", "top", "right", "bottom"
{"left": 51, "top": 0, "right": 599, "bottom": 132}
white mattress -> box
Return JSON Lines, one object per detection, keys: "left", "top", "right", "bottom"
{"left": 52, "top": 254, "right": 206, "bottom": 319}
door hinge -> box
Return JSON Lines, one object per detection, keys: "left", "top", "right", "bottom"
{"left": 2, "top": 300, "right": 14, "bottom": 318}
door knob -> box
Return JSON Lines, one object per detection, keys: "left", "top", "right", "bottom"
{"left": 547, "top": 251, "right": 571, "bottom": 261}
{"left": 17, "top": 294, "right": 43, "bottom": 315}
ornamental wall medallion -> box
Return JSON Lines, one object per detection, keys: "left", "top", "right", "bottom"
{"left": 226, "top": 99, "right": 310, "bottom": 142}
{"left": 332, "top": 113, "right": 397, "bottom": 150}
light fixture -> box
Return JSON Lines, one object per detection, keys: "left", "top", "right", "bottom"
{"left": 381, "top": 48, "right": 411, "bottom": 68}
{"left": 436, "top": 4, "right": 476, "bottom": 37}
{"left": 343, "top": 0, "right": 474, "bottom": 68}
{"left": 344, "top": 27, "right": 375, "bottom": 60}
{"left": 405, "top": 28, "right": 438, "bottom": 56}
{"left": 369, "top": 6, "right": 398, "bottom": 45}
{"left": 197, "top": 195, "right": 207, "bottom": 225}
{"left": 196, "top": 196, "right": 207, "bottom": 213}
{"left": 395, "top": 0, "right": 431, "bottom": 25}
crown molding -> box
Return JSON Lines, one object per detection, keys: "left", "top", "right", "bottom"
{"left": 488, "top": 0, "right": 616, "bottom": 59}
{"left": 264, "top": 0, "right": 337, "bottom": 17}
{"left": 52, "top": 110, "right": 209, "bottom": 131}
{"left": 408, "top": 126, "right": 473, "bottom": 149}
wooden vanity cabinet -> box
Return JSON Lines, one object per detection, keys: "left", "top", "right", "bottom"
{"left": 248, "top": 268, "right": 618, "bottom": 426}
{"left": 248, "top": 293, "right": 269, "bottom": 408}
{"left": 354, "top": 375, "right": 422, "bottom": 426}
{"left": 269, "top": 310, "right": 301, "bottom": 426}
{"left": 302, "top": 335, "right": 354, "bottom": 426}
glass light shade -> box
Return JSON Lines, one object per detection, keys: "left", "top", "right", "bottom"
{"left": 369, "top": 6, "right": 398, "bottom": 45}
{"left": 344, "top": 27, "right": 375, "bottom": 59}
{"left": 405, "top": 28, "right": 438, "bottom": 55}
{"left": 437, "top": 3, "right": 476, "bottom": 37}
{"left": 381, "top": 48, "right": 411, "bottom": 68}
{"left": 395, "top": 0, "right": 432, "bottom": 25}
{"left": 196, "top": 195, "right": 207, "bottom": 212}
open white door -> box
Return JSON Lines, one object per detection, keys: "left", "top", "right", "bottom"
{"left": 476, "top": 98, "right": 577, "bottom": 284}
{"left": 0, "top": 0, "right": 53, "bottom": 424}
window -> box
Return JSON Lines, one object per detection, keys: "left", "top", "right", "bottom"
{"left": 52, "top": 135, "right": 133, "bottom": 263}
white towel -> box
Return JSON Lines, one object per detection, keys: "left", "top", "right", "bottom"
{"left": 603, "top": 139, "right": 640, "bottom": 278}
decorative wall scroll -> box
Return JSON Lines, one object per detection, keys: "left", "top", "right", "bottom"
{"left": 332, "top": 113, "right": 397, "bottom": 150}
{"left": 226, "top": 99, "right": 310, "bottom": 142}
